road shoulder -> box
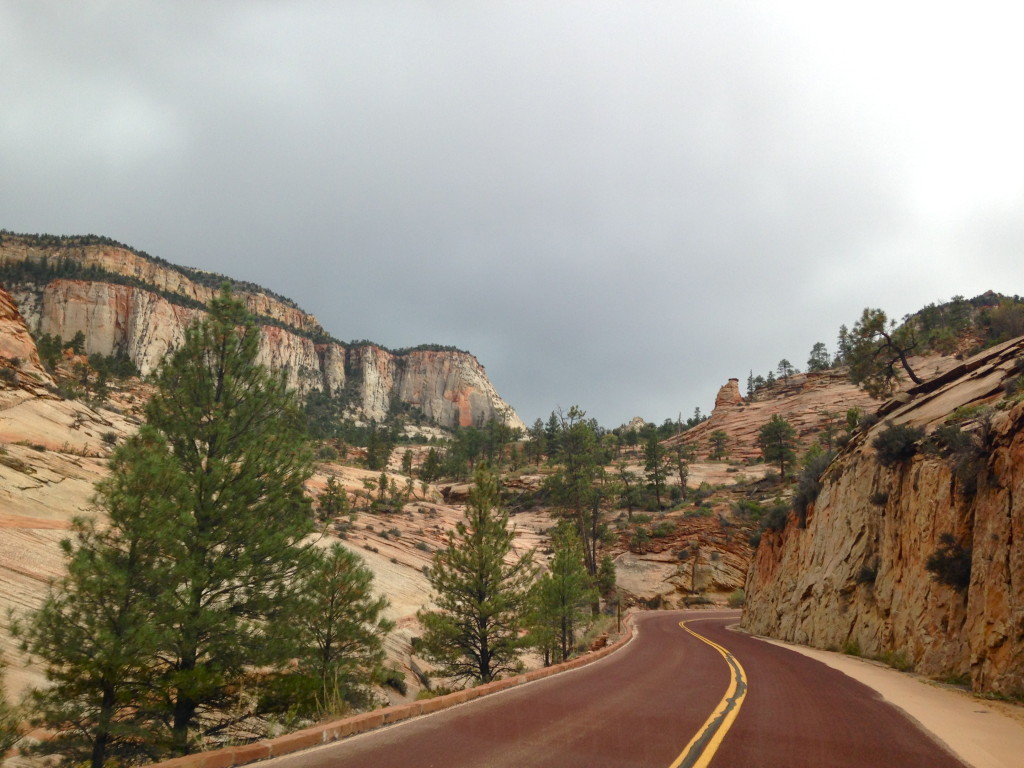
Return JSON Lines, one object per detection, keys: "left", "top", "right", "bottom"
{"left": 736, "top": 628, "right": 1024, "bottom": 768}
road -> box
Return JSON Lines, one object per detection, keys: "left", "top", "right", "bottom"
{"left": 265, "top": 610, "right": 967, "bottom": 768}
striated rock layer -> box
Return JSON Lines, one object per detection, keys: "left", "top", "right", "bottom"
{"left": 0, "top": 237, "right": 523, "bottom": 431}
{"left": 742, "top": 337, "right": 1024, "bottom": 696}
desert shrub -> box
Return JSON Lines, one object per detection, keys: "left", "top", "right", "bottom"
{"left": 792, "top": 449, "right": 834, "bottom": 526}
{"left": 0, "top": 367, "right": 17, "bottom": 386}
{"left": 868, "top": 491, "right": 888, "bottom": 506}
{"left": 858, "top": 413, "right": 879, "bottom": 432}
{"left": 761, "top": 502, "right": 790, "bottom": 533}
{"left": 727, "top": 589, "right": 745, "bottom": 608}
{"left": 926, "top": 533, "right": 972, "bottom": 592}
{"left": 651, "top": 521, "right": 675, "bottom": 538}
{"left": 377, "top": 667, "right": 407, "bottom": 695}
{"left": 872, "top": 423, "right": 925, "bottom": 467}
{"left": 876, "top": 650, "right": 913, "bottom": 672}
{"left": 927, "top": 419, "right": 991, "bottom": 496}
{"left": 856, "top": 565, "right": 878, "bottom": 584}
{"left": 629, "top": 528, "right": 651, "bottom": 553}
{"left": 316, "top": 443, "right": 340, "bottom": 461}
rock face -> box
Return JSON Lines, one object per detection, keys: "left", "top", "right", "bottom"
{"left": 0, "top": 285, "right": 54, "bottom": 392}
{"left": 0, "top": 236, "right": 523, "bottom": 431}
{"left": 742, "top": 337, "right": 1024, "bottom": 696}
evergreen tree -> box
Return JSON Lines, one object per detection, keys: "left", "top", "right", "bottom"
{"left": 528, "top": 524, "right": 597, "bottom": 665}
{"left": 0, "top": 661, "right": 23, "bottom": 766}
{"left": 806, "top": 342, "right": 831, "bottom": 372}
{"left": 418, "top": 466, "right": 536, "bottom": 684}
{"left": 141, "top": 288, "right": 317, "bottom": 755}
{"left": 615, "top": 461, "right": 639, "bottom": 522}
{"left": 776, "top": 359, "right": 798, "bottom": 380}
{"left": 835, "top": 324, "right": 852, "bottom": 366}
{"left": 289, "top": 545, "right": 392, "bottom": 715}
{"left": 317, "top": 476, "right": 350, "bottom": 522}
{"left": 708, "top": 431, "right": 729, "bottom": 460}
{"left": 544, "top": 407, "right": 604, "bottom": 579}
{"left": 846, "top": 308, "right": 923, "bottom": 398}
{"left": 526, "top": 418, "right": 547, "bottom": 465}
{"left": 671, "top": 443, "right": 695, "bottom": 499}
{"left": 758, "top": 415, "right": 798, "bottom": 477}
{"left": 643, "top": 432, "right": 667, "bottom": 510}
{"left": 14, "top": 429, "right": 180, "bottom": 767}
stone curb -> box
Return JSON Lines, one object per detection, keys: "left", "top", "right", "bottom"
{"left": 150, "top": 614, "right": 636, "bottom": 768}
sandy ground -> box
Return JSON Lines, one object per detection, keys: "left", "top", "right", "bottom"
{"left": 746, "top": 631, "right": 1024, "bottom": 768}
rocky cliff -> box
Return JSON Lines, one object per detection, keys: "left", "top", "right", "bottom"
{"left": 742, "top": 337, "right": 1024, "bottom": 696}
{"left": 0, "top": 234, "right": 524, "bottom": 431}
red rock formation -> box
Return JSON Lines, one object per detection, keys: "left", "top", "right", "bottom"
{"left": 743, "top": 337, "right": 1024, "bottom": 696}
{"left": 714, "top": 378, "right": 742, "bottom": 409}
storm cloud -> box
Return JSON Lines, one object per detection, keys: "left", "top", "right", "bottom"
{"left": 2, "top": 2, "right": 1022, "bottom": 427}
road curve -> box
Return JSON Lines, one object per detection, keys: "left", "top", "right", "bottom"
{"left": 263, "top": 610, "right": 968, "bottom": 768}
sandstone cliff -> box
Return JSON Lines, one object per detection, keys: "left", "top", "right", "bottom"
{"left": 742, "top": 337, "right": 1024, "bottom": 696}
{"left": 0, "top": 234, "right": 523, "bottom": 431}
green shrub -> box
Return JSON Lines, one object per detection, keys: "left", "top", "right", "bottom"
{"left": 792, "top": 449, "right": 834, "bottom": 526}
{"left": 877, "top": 650, "right": 913, "bottom": 672}
{"left": 872, "top": 423, "right": 925, "bottom": 467}
{"left": 727, "top": 589, "right": 745, "bottom": 608}
{"left": 856, "top": 565, "right": 878, "bottom": 585}
{"left": 926, "top": 533, "right": 972, "bottom": 592}
{"left": 651, "top": 521, "right": 675, "bottom": 538}
{"left": 761, "top": 502, "right": 790, "bottom": 533}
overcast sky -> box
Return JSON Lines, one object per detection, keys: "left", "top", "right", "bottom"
{"left": 2, "top": 2, "right": 1022, "bottom": 427}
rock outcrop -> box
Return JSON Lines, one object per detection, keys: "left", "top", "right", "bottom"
{"left": 742, "top": 337, "right": 1024, "bottom": 696}
{"left": 0, "top": 235, "right": 523, "bottom": 430}
{"left": 671, "top": 354, "right": 958, "bottom": 463}
{"left": 0, "top": 285, "right": 54, "bottom": 392}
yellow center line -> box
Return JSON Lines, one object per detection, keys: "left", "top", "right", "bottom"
{"left": 667, "top": 620, "right": 748, "bottom": 768}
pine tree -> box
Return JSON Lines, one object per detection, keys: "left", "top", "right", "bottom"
{"left": 529, "top": 524, "right": 597, "bottom": 664}
{"left": 14, "top": 429, "right": 180, "bottom": 768}
{"left": 418, "top": 466, "right": 535, "bottom": 684}
{"left": 142, "top": 288, "right": 316, "bottom": 755}
{"left": 758, "top": 415, "right": 798, "bottom": 477}
{"left": 846, "top": 308, "right": 923, "bottom": 398}
{"left": 644, "top": 432, "right": 667, "bottom": 510}
{"left": 544, "top": 407, "right": 604, "bottom": 577}
{"left": 20, "top": 288, "right": 319, "bottom": 761}
{"left": 0, "top": 661, "right": 23, "bottom": 766}
{"left": 290, "top": 545, "right": 392, "bottom": 715}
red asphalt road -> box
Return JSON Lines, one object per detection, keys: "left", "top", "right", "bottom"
{"left": 265, "top": 610, "right": 968, "bottom": 768}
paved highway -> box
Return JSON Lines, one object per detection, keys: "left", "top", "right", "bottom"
{"left": 265, "top": 610, "right": 967, "bottom": 768}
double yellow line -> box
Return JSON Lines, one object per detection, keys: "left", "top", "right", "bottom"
{"left": 667, "top": 620, "right": 748, "bottom": 768}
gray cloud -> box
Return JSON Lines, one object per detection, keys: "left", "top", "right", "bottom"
{"left": 3, "top": 1, "right": 1023, "bottom": 427}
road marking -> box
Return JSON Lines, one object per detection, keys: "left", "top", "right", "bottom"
{"left": 667, "top": 620, "right": 748, "bottom": 768}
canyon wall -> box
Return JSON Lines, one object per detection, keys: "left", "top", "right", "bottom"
{"left": 742, "top": 337, "right": 1024, "bottom": 696}
{"left": 0, "top": 237, "right": 524, "bottom": 431}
